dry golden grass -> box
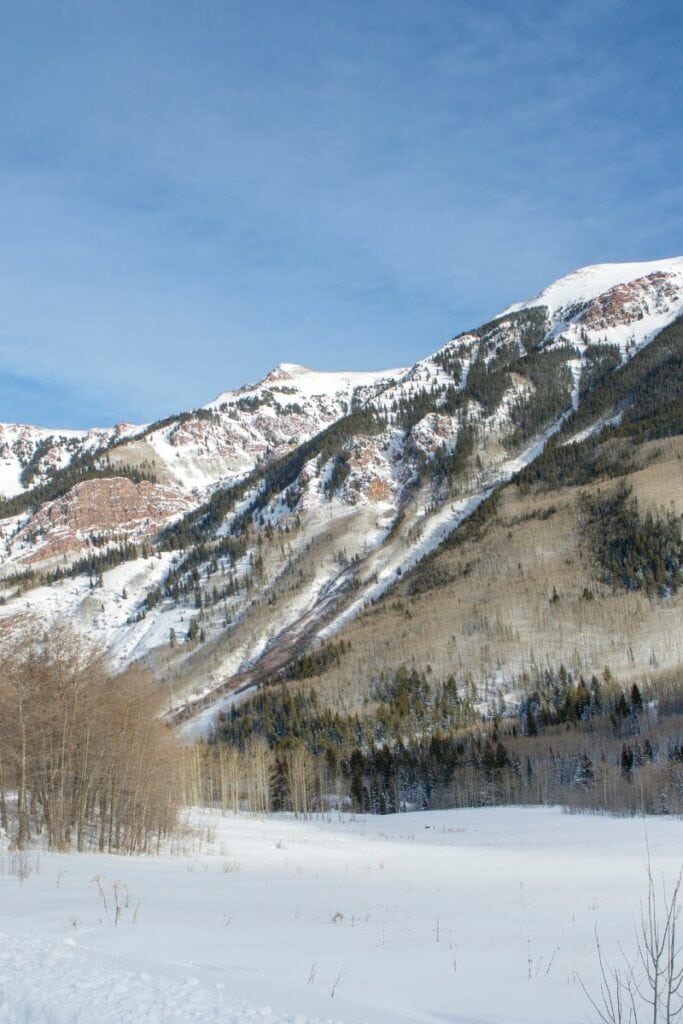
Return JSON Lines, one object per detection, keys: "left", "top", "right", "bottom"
{"left": 106, "top": 438, "right": 175, "bottom": 485}
{"left": 293, "top": 436, "right": 683, "bottom": 711}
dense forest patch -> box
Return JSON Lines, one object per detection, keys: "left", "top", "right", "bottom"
{"left": 200, "top": 662, "right": 683, "bottom": 818}
{"left": 582, "top": 483, "right": 682, "bottom": 597}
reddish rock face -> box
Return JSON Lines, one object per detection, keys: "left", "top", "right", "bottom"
{"left": 578, "top": 272, "right": 679, "bottom": 331}
{"left": 367, "top": 478, "right": 392, "bottom": 501}
{"left": 13, "top": 477, "right": 192, "bottom": 564}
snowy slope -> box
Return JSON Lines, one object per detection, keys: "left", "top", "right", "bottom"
{"left": 0, "top": 422, "right": 143, "bottom": 499}
{"left": 0, "top": 366, "right": 409, "bottom": 503}
{"left": 110, "top": 364, "right": 410, "bottom": 495}
{"left": 208, "top": 362, "right": 408, "bottom": 407}
{"left": 501, "top": 255, "right": 683, "bottom": 359}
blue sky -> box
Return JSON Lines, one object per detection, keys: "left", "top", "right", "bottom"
{"left": 1, "top": 0, "right": 682, "bottom": 428}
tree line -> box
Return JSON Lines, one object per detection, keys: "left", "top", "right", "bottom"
{"left": 197, "top": 661, "right": 683, "bottom": 819}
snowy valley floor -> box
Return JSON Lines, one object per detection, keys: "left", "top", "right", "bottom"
{"left": 1, "top": 806, "right": 682, "bottom": 1024}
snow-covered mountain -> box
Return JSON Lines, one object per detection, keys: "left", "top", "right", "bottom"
{"left": 1, "top": 255, "right": 682, "bottom": 726}
{"left": 0, "top": 364, "right": 407, "bottom": 501}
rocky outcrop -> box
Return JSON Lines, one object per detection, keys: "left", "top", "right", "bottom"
{"left": 12, "top": 477, "right": 192, "bottom": 564}
{"left": 578, "top": 272, "right": 680, "bottom": 332}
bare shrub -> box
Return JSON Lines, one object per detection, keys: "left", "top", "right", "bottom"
{"left": 582, "top": 861, "right": 683, "bottom": 1023}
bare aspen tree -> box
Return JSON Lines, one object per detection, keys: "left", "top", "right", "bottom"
{"left": 245, "top": 737, "right": 272, "bottom": 814}
{"left": 286, "top": 746, "right": 313, "bottom": 818}
{"left": 0, "top": 617, "right": 183, "bottom": 853}
{"left": 218, "top": 745, "right": 242, "bottom": 813}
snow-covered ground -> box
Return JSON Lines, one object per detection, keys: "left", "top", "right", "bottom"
{"left": 1, "top": 806, "right": 681, "bottom": 1024}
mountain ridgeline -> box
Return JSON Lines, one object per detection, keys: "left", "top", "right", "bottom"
{"left": 0, "top": 257, "right": 681, "bottom": 794}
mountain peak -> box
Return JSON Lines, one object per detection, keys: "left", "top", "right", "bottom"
{"left": 502, "top": 255, "right": 683, "bottom": 318}
{"left": 262, "top": 362, "right": 312, "bottom": 382}
{"left": 228, "top": 362, "right": 410, "bottom": 399}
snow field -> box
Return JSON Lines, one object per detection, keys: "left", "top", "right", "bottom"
{"left": 1, "top": 807, "right": 682, "bottom": 1024}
